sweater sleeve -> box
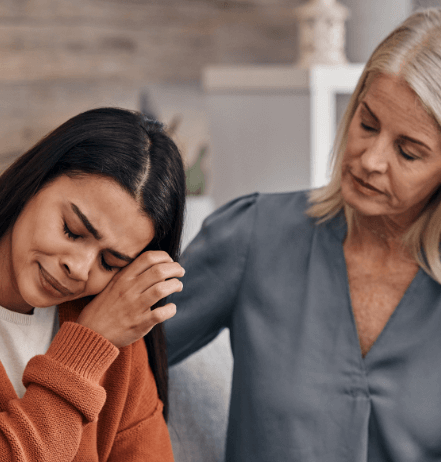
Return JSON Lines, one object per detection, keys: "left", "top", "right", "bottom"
{"left": 0, "top": 321, "right": 119, "bottom": 462}
{"left": 106, "top": 339, "right": 174, "bottom": 462}
{"left": 164, "top": 193, "right": 259, "bottom": 366}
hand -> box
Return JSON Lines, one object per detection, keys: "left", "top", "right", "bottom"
{"left": 76, "top": 251, "right": 184, "bottom": 348}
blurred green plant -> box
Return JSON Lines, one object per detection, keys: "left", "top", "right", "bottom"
{"left": 166, "top": 114, "right": 208, "bottom": 197}
{"left": 185, "top": 144, "right": 208, "bottom": 196}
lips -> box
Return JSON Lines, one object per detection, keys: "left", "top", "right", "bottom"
{"left": 350, "top": 171, "right": 384, "bottom": 195}
{"left": 38, "top": 264, "right": 74, "bottom": 297}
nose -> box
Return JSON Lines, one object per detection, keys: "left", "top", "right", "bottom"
{"left": 360, "top": 135, "right": 389, "bottom": 175}
{"left": 61, "top": 248, "right": 95, "bottom": 282}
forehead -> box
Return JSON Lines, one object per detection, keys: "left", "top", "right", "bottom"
{"left": 362, "top": 74, "right": 440, "bottom": 136}
{"left": 42, "top": 174, "right": 155, "bottom": 255}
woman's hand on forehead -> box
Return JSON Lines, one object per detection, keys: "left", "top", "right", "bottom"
{"left": 76, "top": 250, "right": 185, "bottom": 348}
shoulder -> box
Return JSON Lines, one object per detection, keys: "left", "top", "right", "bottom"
{"left": 185, "top": 193, "right": 260, "bottom": 259}
{"left": 181, "top": 190, "right": 319, "bottom": 268}
{"left": 255, "top": 190, "right": 312, "bottom": 219}
{"left": 202, "top": 190, "right": 312, "bottom": 231}
{"left": 250, "top": 190, "right": 317, "bottom": 239}
{"left": 202, "top": 192, "right": 259, "bottom": 229}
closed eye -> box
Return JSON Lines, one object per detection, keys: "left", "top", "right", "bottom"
{"left": 64, "top": 219, "right": 127, "bottom": 272}
{"left": 63, "top": 222, "right": 81, "bottom": 240}
{"left": 398, "top": 145, "right": 418, "bottom": 161}
{"left": 360, "top": 122, "right": 376, "bottom": 132}
{"left": 100, "top": 255, "right": 118, "bottom": 272}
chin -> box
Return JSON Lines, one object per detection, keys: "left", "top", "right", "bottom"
{"left": 16, "top": 272, "right": 61, "bottom": 309}
{"left": 345, "top": 198, "right": 386, "bottom": 218}
{"left": 19, "top": 288, "right": 57, "bottom": 309}
{"left": 341, "top": 185, "right": 387, "bottom": 217}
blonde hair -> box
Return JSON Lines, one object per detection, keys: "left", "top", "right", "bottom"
{"left": 307, "top": 8, "right": 441, "bottom": 283}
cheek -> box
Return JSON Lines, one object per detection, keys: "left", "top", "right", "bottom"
{"left": 390, "top": 173, "right": 440, "bottom": 207}
{"left": 19, "top": 213, "right": 63, "bottom": 256}
{"left": 341, "top": 149, "right": 353, "bottom": 177}
{"left": 344, "top": 137, "right": 362, "bottom": 160}
{"left": 341, "top": 150, "right": 350, "bottom": 168}
{"left": 342, "top": 135, "right": 360, "bottom": 167}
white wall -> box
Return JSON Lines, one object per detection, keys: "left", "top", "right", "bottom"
{"left": 207, "top": 91, "right": 311, "bottom": 207}
{"left": 343, "top": 0, "right": 412, "bottom": 63}
{"left": 204, "top": 0, "right": 414, "bottom": 207}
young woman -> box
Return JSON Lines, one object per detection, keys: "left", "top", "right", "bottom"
{"left": 0, "top": 107, "right": 186, "bottom": 461}
{"left": 165, "top": 8, "right": 441, "bottom": 461}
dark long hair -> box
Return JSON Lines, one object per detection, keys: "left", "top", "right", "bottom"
{"left": 0, "top": 107, "right": 186, "bottom": 420}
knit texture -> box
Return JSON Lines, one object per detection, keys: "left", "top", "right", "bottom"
{"left": 0, "top": 299, "right": 174, "bottom": 461}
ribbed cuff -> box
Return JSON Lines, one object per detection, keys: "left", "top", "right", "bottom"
{"left": 46, "top": 322, "right": 119, "bottom": 383}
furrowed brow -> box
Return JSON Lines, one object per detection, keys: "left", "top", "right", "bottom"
{"left": 70, "top": 202, "right": 135, "bottom": 263}
{"left": 107, "top": 249, "right": 134, "bottom": 264}
{"left": 70, "top": 203, "right": 102, "bottom": 240}
{"left": 362, "top": 102, "right": 379, "bottom": 122}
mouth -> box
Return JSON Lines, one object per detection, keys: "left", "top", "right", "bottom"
{"left": 349, "top": 171, "right": 385, "bottom": 195}
{"left": 38, "top": 264, "right": 74, "bottom": 297}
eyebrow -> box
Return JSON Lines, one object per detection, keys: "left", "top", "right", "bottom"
{"left": 70, "top": 203, "right": 135, "bottom": 263}
{"left": 362, "top": 102, "right": 432, "bottom": 152}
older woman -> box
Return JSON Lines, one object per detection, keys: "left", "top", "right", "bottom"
{"left": 163, "top": 8, "right": 441, "bottom": 462}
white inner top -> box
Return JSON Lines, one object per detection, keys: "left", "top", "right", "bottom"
{"left": 0, "top": 305, "right": 59, "bottom": 398}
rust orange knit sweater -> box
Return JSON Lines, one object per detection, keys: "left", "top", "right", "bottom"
{"left": 0, "top": 298, "right": 174, "bottom": 461}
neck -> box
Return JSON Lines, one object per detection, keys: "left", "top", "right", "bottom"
{"left": 345, "top": 211, "right": 414, "bottom": 259}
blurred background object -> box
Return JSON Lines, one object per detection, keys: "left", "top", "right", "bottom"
{"left": 0, "top": 0, "right": 428, "bottom": 173}
{"left": 202, "top": 0, "right": 415, "bottom": 206}
{"left": 0, "top": 0, "right": 302, "bottom": 172}
{"left": 293, "top": 0, "right": 350, "bottom": 68}
{"left": 0, "top": 0, "right": 423, "bottom": 199}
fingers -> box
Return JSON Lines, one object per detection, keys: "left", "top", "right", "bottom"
{"left": 112, "top": 250, "right": 185, "bottom": 298}
{"left": 78, "top": 250, "right": 184, "bottom": 348}
{"left": 116, "top": 304, "right": 177, "bottom": 348}
{"left": 122, "top": 250, "right": 175, "bottom": 277}
{"left": 128, "top": 261, "right": 184, "bottom": 293}
{"left": 141, "top": 278, "right": 183, "bottom": 309}
{"left": 148, "top": 303, "right": 177, "bottom": 324}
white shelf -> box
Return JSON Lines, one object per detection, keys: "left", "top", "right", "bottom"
{"left": 203, "top": 63, "right": 365, "bottom": 188}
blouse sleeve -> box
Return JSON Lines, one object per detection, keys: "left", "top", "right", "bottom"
{"left": 165, "top": 193, "right": 259, "bottom": 366}
{"left": 0, "top": 322, "right": 119, "bottom": 462}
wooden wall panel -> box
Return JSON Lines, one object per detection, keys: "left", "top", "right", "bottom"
{"left": 0, "top": 0, "right": 299, "bottom": 164}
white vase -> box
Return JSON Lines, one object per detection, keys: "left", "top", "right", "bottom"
{"left": 293, "top": 0, "right": 350, "bottom": 67}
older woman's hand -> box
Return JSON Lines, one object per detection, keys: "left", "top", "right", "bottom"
{"left": 76, "top": 250, "right": 184, "bottom": 348}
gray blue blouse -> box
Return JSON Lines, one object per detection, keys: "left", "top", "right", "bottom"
{"left": 165, "top": 190, "right": 441, "bottom": 461}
